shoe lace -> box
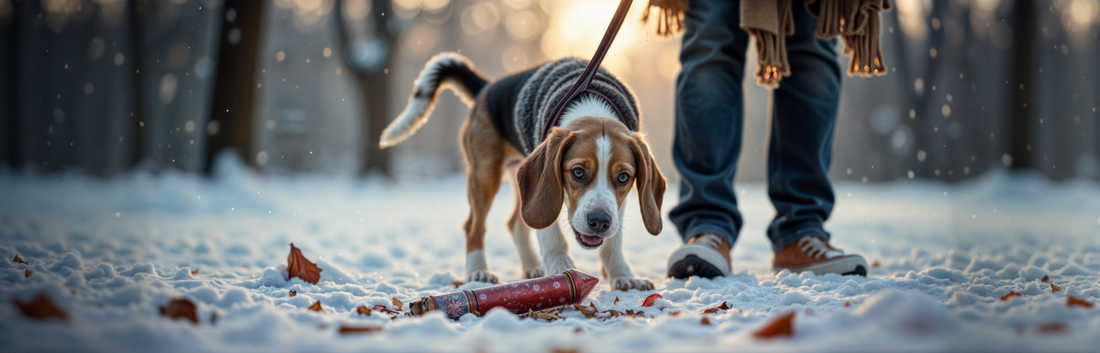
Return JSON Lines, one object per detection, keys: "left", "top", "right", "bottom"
{"left": 798, "top": 237, "right": 841, "bottom": 259}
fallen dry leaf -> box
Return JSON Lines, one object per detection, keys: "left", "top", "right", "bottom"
{"left": 1041, "top": 275, "right": 1050, "bottom": 282}
{"left": 13, "top": 255, "right": 27, "bottom": 264}
{"left": 159, "top": 297, "right": 198, "bottom": 324}
{"left": 1000, "top": 291, "right": 1022, "bottom": 301}
{"left": 339, "top": 324, "right": 383, "bottom": 335}
{"left": 1034, "top": 322, "right": 1067, "bottom": 334}
{"left": 573, "top": 304, "right": 597, "bottom": 319}
{"left": 451, "top": 279, "right": 465, "bottom": 288}
{"left": 703, "top": 301, "right": 730, "bottom": 314}
{"left": 190, "top": 268, "right": 200, "bottom": 275}
{"left": 606, "top": 310, "right": 621, "bottom": 318}
{"left": 372, "top": 304, "right": 399, "bottom": 316}
{"left": 753, "top": 311, "right": 796, "bottom": 339}
{"left": 843, "top": 301, "right": 851, "bottom": 307}
{"left": 549, "top": 347, "right": 580, "bottom": 353}
{"left": 614, "top": 297, "right": 620, "bottom": 305}
{"left": 289, "top": 290, "right": 297, "bottom": 297}
{"left": 1067, "top": 296, "right": 1094, "bottom": 308}
{"left": 308, "top": 301, "right": 325, "bottom": 313}
{"left": 14, "top": 293, "right": 68, "bottom": 321}
{"left": 1051, "top": 283, "right": 1061, "bottom": 293}
{"left": 356, "top": 305, "right": 372, "bottom": 316}
{"left": 700, "top": 316, "right": 711, "bottom": 325}
{"left": 668, "top": 310, "right": 681, "bottom": 317}
{"left": 24, "top": 269, "right": 31, "bottom": 278}
{"left": 641, "top": 293, "right": 662, "bottom": 307}
{"left": 573, "top": 327, "right": 583, "bottom": 334}
{"left": 287, "top": 243, "right": 322, "bottom": 285}
{"left": 871, "top": 259, "right": 879, "bottom": 268}
{"left": 392, "top": 297, "right": 404, "bottom": 310}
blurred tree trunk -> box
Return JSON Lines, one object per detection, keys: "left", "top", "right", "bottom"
{"left": 129, "top": 0, "right": 148, "bottom": 168}
{"left": 1007, "top": 0, "right": 1035, "bottom": 170}
{"left": 334, "top": 0, "right": 395, "bottom": 178}
{"left": 2, "top": 0, "right": 22, "bottom": 169}
{"left": 204, "top": 0, "right": 266, "bottom": 173}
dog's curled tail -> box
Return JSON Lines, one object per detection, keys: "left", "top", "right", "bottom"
{"left": 379, "top": 52, "right": 488, "bottom": 148}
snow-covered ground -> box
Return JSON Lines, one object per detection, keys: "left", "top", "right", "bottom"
{"left": 1, "top": 155, "right": 1098, "bottom": 352}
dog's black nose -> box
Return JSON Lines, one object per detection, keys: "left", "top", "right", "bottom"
{"left": 587, "top": 212, "right": 611, "bottom": 234}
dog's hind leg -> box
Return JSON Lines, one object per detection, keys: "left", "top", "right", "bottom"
{"left": 506, "top": 163, "right": 543, "bottom": 279}
{"left": 460, "top": 103, "right": 505, "bottom": 284}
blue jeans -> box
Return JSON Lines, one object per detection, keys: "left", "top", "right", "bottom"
{"left": 669, "top": 0, "right": 841, "bottom": 252}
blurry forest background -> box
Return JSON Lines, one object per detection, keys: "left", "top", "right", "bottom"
{"left": 1, "top": 0, "right": 1098, "bottom": 184}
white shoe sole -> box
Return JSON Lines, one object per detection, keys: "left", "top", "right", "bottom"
{"left": 668, "top": 244, "right": 731, "bottom": 277}
{"left": 773, "top": 255, "right": 868, "bottom": 276}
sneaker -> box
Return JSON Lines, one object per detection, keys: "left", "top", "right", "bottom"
{"left": 667, "top": 233, "right": 731, "bottom": 279}
{"left": 772, "top": 236, "right": 867, "bottom": 276}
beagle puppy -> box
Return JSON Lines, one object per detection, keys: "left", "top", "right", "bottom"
{"left": 380, "top": 53, "right": 666, "bottom": 291}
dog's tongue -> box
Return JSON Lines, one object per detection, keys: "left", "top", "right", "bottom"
{"left": 580, "top": 234, "right": 602, "bottom": 245}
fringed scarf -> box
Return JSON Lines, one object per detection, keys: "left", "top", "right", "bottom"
{"left": 643, "top": 0, "right": 892, "bottom": 89}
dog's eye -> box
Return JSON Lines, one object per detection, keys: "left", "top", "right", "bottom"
{"left": 572, "top": 168, "right": 586, "bottom": 180}
{"left": 617, "top": 172, "right": 630, "bottom": 185}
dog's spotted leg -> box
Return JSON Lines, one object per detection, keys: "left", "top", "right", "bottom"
{"left": 537, "top": 221, "right": 575, "bottom": 276}
{"left": 599, "top": 201, "right": 654, "bottom": 291}
{"left": 507, "top": 173, "right": 543, "bottom": 279}
{"left": 461, "top": 121, "right": 504, "bottom": 284}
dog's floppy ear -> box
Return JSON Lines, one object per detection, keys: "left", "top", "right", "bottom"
{"left": 630, "top": 135, "right": 667, "bottom": 235}
{"left": 518, "top": 128, "right": 576, "bottom": 229}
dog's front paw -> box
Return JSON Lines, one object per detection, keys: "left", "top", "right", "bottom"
{"left": 523, "top": 268, "right": 545, "bottom": 279}
{"left": 466, "top": 270, "right": 499, "bottom": 284}
{"left": 609, "top": 276, "right": 654, "bottom": 291}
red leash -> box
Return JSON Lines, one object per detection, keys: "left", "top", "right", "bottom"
{"left": 543, "top": 0, "right": 634, "bottom": 140}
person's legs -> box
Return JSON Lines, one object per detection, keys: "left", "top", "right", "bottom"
{"left": 667, "top": 0, "right": 748, "bottom": 279}
{"left": 766, "top": 0, "right": 842, "bottom": 251}
{"left": 669, "top": 0, "right": 749, "bottom": 247}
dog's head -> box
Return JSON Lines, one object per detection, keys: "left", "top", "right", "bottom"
{"left": 517, "top": 117, "right": 666, "bottom": 249}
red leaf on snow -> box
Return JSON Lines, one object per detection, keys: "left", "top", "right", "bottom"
{"left": 308, "top": 301, "right": 325, "bottom": 313}
{"left": 871, "top": 259, "right": 879, "bottom": 268}
{"left": 1040, "top": 275, "right": 1050, "bottom": 282}
{"left": 13, "top": 255, "right": 27, "bottom": 264}
{"left": 754, "top": 311, "right": 796, "bottom": 339}
{"left": 14, "top": 294, "right": 68, "bottom": 321}
{"left": 289, "top": 290, "right": 297, "bottom": 297}
{"left": 451, "top": 279, "right": 465, "bottom": 288}
{"left": 356, "top": 305, "right": 372, "bottom": 316}
{"left": 372, "top": 304, "right": 399, "bottom": 316}
{"left": 24, "top": 269, "right": 31, "bottom": 278}
{"left": 1051, "top": 283, "right": 1061, "bottom": 293}
{"left": 1000, "top": 292, "right": 1022, "bottom": 301}
{"left": 717, "top": 302, "right": 730, "bottom": 310}
{"left": 843, "top": 301, "right": 851, "bottom": 307}
{"left": 1034, "top": 322, "right": 1067, "bottom": 334}
{"left": 159, "top": 297, "right": 198, "bottom": 324}
{"left": 614, "top": 297, "right": 620, "bottom": 305}
{"left": 287, "top": 243, "right": 322, "bottom": 284}
{"left": 339, "top": 324, "right": 383, "bottom": 335}
{"left": 1067, "top": 296, "right": 1094, "bottom": 308}
{"left": 700, "top": 316, "right": 711, "bottom": 325}
{"left": 641, "top": 293, "right": 663, "bottom": 307}
{"left": 190, "top": 268, "right": 200, "bottom": 275}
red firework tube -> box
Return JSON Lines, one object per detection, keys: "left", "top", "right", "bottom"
{"left": 408, "top": 269, "right": 599, "bottom": 320}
